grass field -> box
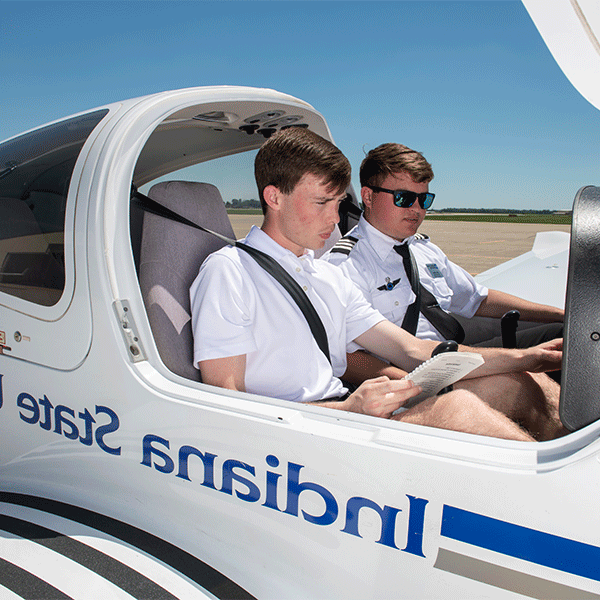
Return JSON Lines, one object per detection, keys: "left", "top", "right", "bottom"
{"left": 227, "top": 209, "right": 263, "bottom": 215}
{"left": 227, "top": 213, "right": 571, "bottom": 274}
{"left": 227, "top": 208, "right": 571, "bottom": 225}
{"left": 424, "top": 214, "right": 572, "bottom": 225}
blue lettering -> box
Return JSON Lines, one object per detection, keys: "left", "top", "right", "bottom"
{"left": 263, "top": 454, "right": 282, "bottom": 511}
{"left": 54, "top": 405, "right": 78, "bottom": 440}
{"left": 15, "top": 392, "right": 120, "bottom": 456}
{"left": 17, "top": 393, "right": 39, "bottom": 424}
{"left": 135, "top": 439, "right": 429, "bottom": 557}
{"left": 141, "top": 434, "right": 174, "bottom": 473}
{"left": 94, "top": 406, "right": 121, "bottom": 455}
{"left": 402, "top": 495, "right": 428, "bottom": 557}
{"left": 342, "top": 497, "right": 402, "bottom": 549}
{"left": 78, "top": 408, "right": 95, "bottom": 446}
{"left": 284, "top": 462, "right": 338, "bottom": 526}
{"left": 177, "top": 446, "right": 217, "bottom": 489}
{"left": 221, "top": 459, "right": 260, "bottom": 502}
{"left": 38, "top": 395, "right": 53, "bottom": 431}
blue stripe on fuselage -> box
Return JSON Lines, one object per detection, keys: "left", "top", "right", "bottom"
{"left": 441, "top": 505, "right": 600, "bottom": 582}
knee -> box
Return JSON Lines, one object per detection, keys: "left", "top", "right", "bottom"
{"left": 401, "top": 389, "right": 486, "bottom": 427}
{"left": 434, "top": 389, "right": 486, "bottom": 416}
{"left": 465, "top": 372, "right": 543, "bottom": 404}
{"left": 501, "top": 371, "right": 552, "bottom": 404}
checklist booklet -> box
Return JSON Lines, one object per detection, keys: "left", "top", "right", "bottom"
{"left": 393, "top": 352, "right": 485, "bottom": 414}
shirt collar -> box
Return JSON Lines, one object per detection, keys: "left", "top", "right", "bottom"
{"left": 357, "top": 216, "right": 415, "bottom": 261}
{"left": 244, "top": 226, "right": 317, "bottom": 272}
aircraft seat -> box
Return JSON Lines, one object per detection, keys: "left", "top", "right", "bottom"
{"left": 452, "top": 313, "right": 549, "bottom": 346}
{"left": 0, "top": 197, "right": 44, "bottom": 240}
{"left": 139, "top": 181, "right": 235, "bottom": 381}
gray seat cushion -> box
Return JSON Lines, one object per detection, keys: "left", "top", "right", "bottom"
{"left": 139, "top": 181, "right": 235, "bottom": 381}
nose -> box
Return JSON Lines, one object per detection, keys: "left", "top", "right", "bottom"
{"left": 408, "top": 202, "right": 426, "bottom": 214}
{"left": 329, "top": 201, "right": 341, "bottom": 224}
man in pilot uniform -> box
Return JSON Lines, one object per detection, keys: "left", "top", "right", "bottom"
{"left": 190, "top": 129, "right": 565, "bottom": 441}
{"left": 324, "top": 143, "right": 564, "bottom": 354}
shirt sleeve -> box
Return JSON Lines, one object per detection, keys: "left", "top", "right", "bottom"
{"left": 333, "top": 255, "right": 375, "bottom": 304}
{"left": 335, "top": 272, "right": 385, "bottom": 351}
{"left": 322, "top": 254, "right": 384, "bottom": 352}
{"left": 190, "top": 252, "right": 258, "bottom": 366}
{"left": 442, "top": 256, "right": 488, "bottom": 317}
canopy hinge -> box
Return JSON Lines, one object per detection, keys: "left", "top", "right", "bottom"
{"left": 113, "top": 300, "right": 146, "bottom": 363}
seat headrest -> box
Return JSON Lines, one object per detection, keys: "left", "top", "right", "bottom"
{"left": 147, "top": 181, "right": 230, "bottom": 230}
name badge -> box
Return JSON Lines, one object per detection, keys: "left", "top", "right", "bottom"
{"left": 426, "top": 263, "right": 443, "bottom": 278}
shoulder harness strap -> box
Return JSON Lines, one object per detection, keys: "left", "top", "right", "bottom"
{"left": 132, "top": 189, "right": 331, "bottom": 364}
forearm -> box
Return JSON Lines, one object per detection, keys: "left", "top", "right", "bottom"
{"left": 475, "top": 290, "right": 564, "bottom": 322}
{"left": 362, "top": 326, "right": 529, "bottom": 380}
{"left": 455, "top": 344, "right": 525, "bottom": 378}
{"left": 455, "top": 340, "right": 562, "bottom": 377}
{"left": 354, "top": 319, "right": 562, "bottom": 380}
{"left": 354, "top": 320, "right": 439, "bottom": 372}
{"left": 343, "top": 351, "right": 408, "bottom": 385}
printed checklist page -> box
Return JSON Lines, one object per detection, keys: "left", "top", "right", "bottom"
{"left": 393, "top": 352, "right": 485, "bottom": 413}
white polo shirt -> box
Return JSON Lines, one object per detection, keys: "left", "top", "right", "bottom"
{"left": 190, "top": 226, "right": 385, "bottom": 402}
{"left": 323, "top": 216, "right": 488, "bottom": 341}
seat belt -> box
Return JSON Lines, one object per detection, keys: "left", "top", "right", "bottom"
{"left": 394, "top": 243, "right": 465, "bottom": 343}
{"left": 393, "top": 244, "right": 422, "bottom": 335}
{"left": 132, "top": 190, "right": 332, "bottom": 365}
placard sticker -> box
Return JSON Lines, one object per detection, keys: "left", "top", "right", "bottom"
{"left": 426, "top": 263, "right": 443, "bottom": 278}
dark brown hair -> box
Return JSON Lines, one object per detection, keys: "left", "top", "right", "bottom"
{"left": 360, "top": 143, "right": 434, "bottom": 188}
{"left": 255, "top": 128, "right": 351, "bottom": 214}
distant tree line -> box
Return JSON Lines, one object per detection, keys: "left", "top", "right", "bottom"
{"left": 226, "top": 199, "right": 261, "bottom": 209}
{"left": 225, "top": 200, "right": 567, "bottom": 215}
{"left": 434, "top": 208, "right": 568, "bottom": 214}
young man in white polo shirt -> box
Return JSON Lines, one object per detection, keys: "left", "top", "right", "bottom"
{"left": 190, "top": 128, "right": 564, "bottom": 441}
{"left": 324, "top": 143, "right": 564, "bottom": 348}
{"left": 323, "top": 143, "right": 563, "bottom": 387}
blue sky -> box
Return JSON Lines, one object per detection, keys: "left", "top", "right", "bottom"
{"left": 2, "top": 1, "right": 599, "bottom": 210}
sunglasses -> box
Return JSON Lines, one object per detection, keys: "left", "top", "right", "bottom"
{"left": 368, "top": 185, "right": 435, "bottom": 210}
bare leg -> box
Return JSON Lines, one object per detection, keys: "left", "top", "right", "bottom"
{"left": 528, "top": 372, "right": 565, "bottom": 435}
{"left": 343, "top": 351, "right": 567, "bottom": 441}
{"left": 455, "top": 372, "right": 567, "bottom": 441}
{"left": 393, "top": 389, "right": 535, "bottom": 442}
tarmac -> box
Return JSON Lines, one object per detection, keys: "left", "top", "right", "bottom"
{"left": 229, "top": 214, "right": 571, "bottom": 275}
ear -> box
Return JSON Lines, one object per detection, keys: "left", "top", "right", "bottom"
{"left": 361, "top": 186, "right": 373, "bottom": 210}
{"left": 263, "top": 185, "right": 282, "bottom": 212}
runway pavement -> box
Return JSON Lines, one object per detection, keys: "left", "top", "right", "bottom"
{"left": 229, "top": 214, "right": 571, "bottom": 275}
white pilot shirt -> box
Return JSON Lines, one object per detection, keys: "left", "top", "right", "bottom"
{"left": 189, "top": 226, "right": 385, "bottom": 402}
{"left": 323, "top": 216, "right": 488, "bottom": 342}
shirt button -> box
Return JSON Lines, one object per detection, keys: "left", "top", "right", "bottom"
{"left": 395, "top": 301, "right": 399, "bottom": 306}
{"left": 296, "top": 267, "right": 301, "bottom": 272}
{"left": 303, "top": 286, "right": 308, "bottom": 291}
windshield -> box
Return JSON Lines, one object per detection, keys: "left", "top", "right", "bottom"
{"left": 0, "top": 109, "right": 108, "bottom": 305}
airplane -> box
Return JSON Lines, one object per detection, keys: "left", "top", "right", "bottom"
{"left": 0, "top": 0, "right": 599, "bottom": 597}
